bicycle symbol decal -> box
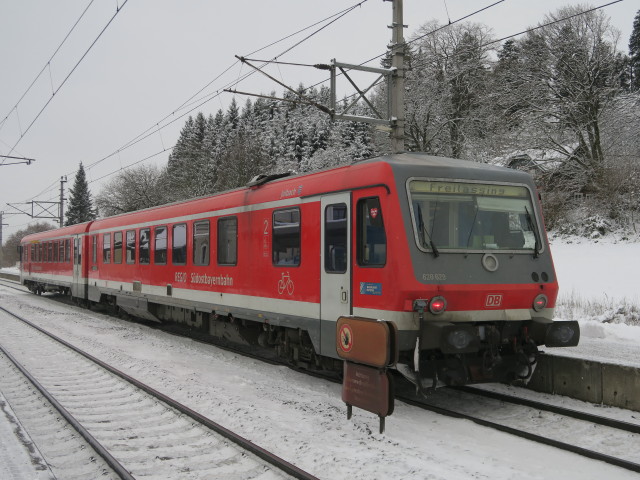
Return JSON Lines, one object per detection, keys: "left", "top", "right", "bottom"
{"left": 277, "top": 271, "right": 295, "bottom": 296}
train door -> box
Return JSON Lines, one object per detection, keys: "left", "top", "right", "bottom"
{"left": 320, "top": 193, "right": 351, "bottom": 354}
{"left": 72, "top": 235, "right": 83, "bottom": 298}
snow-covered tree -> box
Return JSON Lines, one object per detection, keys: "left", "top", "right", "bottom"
{"left": 630, "top": 9, "right": 640, "bottom": 90}
{"left": 1, "top": 222, "right": 54, "bottom": 267}
{"left": 95, "top": 164, "right": 168, "bottom": 216}
{"left": 404, "top": 20, "right": 495, "bottom": 158}
{"left": 65, "top": 162, "right": 96, "bottom": 226}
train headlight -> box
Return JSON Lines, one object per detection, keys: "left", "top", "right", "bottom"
{"left": 440, "top": 325, "right": 480, "bottom": 354}
{"left": 545, "top": 321, "right": 580, "bottom": 347}
{"left": 429, "top": 296, "right": 447, "bottom": 315}
{"left": 532, "top": 294, "right": 548, "bottom": 312}
{"left": 447, "top": 329, "right": 473, "bottom": 350}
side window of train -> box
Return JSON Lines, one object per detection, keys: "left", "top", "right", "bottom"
{"left": 103, "top": 233, "right": 111, "bottom": 264}
{"left": 92, "top": 235, "right": 97, "bottom": 263}
{"left": 59, "top": 241, "right": 64, "bottom": 263}
{"left": 154, "top": 226, "right": 167, "bottom": 265}
{"left": 65, "top": 239, "right": 71, "bottom": 263}
{"left": 139, "top": 228, "right": 150, "bottom": 265}
{"left": 325, "top": 203, "right": 348, "bottom": 273}
{"left": 193, "top": 221, "right": 210, "bottom": 266}
{"left": 53, "top": 241, "right": 58, "bottom": 262}
{"left": 126, "top": 230, "right": 136, "bottom": 264}
{"left": 272, "top": 208, "right": 300, "bottom": 266}
{"left": 172, "top": 223, "right": 187, "bottom": 265}
{"left": 357, "top": 197, "right": 387, "bottom": 266}
{"left": 75, "top": 237, "right": 82, "bottom": 265}
{"left": 113, "top": 232, "right": 123, "bottom": 264}
{"left": 218, "top": 216, "right": 237, "bottom": 266}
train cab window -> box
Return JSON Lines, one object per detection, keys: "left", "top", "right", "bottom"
{"left": 218, "top": 217, "right": 237, "bottom": 266}
{"left": 92, "top": 235, "right": 97, "bottom": 263}
{"left": 357, "top": 197, "right": 387, "bottom": 266}
{"left": 154, "top": 226, "right": 167, "bottom": 265}
{"left": 113, "top": 232, "right": 123, "bottom": 264}
{"left": 272, "top": 208, "right": 300, "bottom": 266}
{"left": 103, "top": 233, "right": 111, "bottom": 263}
{"left": 193, "top": 221, "right": 210, "bottom": 266}
{"left": 126, "top": 230, "right": 136, "bottom": 264}
{"left": 325, "top": 203, "right": 348, "bottom": 273}
{"left": 139, "top": 229, "right": 150, "bottom": 264}
{"left": 172, "top": 224, "right": 187, "bottom": 265}
{"left": 65, "top": 239, "right": 71, "bottom": 262}
{"left": 408, "top": 180, "right": 539, "bottom": 253}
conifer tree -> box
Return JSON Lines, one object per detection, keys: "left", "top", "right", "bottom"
{"left": 630, "top": 9, "right": 640, "bottom": 90}
{"left": 65, "top": 162, "right": 96, "bottom": 226}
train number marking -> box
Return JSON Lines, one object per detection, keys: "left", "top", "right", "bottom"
{"left": 422, "top": 273, "right": 446, "bottom": 281}
{"left": 174, "top": 272, "right": 187, "bottom": 283}
{"left": 485, "top": 294, "right": 503, "bottom": 308}
{"left": 339, "top": 324, "right": 353, "bottom": 353}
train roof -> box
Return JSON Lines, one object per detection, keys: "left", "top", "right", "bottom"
{"left": 21, "top": 153, "right": 536, "bottom": 239}
{"left": 21, "top": 221, "right": 92, "bottom": 243}
{"left": 379, "top": 152, "right": 534, "bottom": 183}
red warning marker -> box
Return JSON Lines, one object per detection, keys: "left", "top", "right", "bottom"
{"left": 339, "top": 324, "right": 353, "bottom": 353}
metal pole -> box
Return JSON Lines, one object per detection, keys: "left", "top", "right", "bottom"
{"left": 0, "top": 211, "right": 4, "bottom": 267}
{"left": 389, "top": 0, "right": 405, "bottom": 153}
{"left": 59, "top": 176, "right": 67, "bottom": 227}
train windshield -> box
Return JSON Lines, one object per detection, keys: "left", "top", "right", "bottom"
{"left": 408, "top": 180, "right": 540, "bottom": 253}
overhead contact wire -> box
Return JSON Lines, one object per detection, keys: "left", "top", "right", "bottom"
{"left": 5, "top": 0, "right": 129, "bottom": 159}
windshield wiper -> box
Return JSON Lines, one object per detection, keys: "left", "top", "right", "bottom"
{"left": 417, "top": 204, "right": 439, "bottom": 257}
{"left": 524, "top": 206, "right": 540, "bottom": 258}
{"left": 465, "top": 199, "right": 480, "bottom": 248}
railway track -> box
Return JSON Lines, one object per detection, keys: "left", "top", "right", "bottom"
{"left": 3, "top": 279, "right": 640, "bottom": 475}
{"left": 0, "top": 304, "right": 319, "bottom": 480}
{"left": 395, "top": 381, "right": 640, "bottom": 473}
{"left": 0, "top": 349, "right": 122, "bottom": 480}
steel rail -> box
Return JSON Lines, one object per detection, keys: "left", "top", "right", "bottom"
{"left": 454, "top": 385, "right": 640, "bottom": 435}
{"left": 7, "top": 282, "right": 639, "bottom": 474}
{"left": 0, "top": 304, "right": 319, "bottom": 480}
{"left": 396, "top": 390, "right": 640, "bottom": 474}
{"left": 0, "top": 336, "right": 134, "bottom": 479}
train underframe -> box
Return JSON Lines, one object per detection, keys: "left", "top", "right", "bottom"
{"left": 23, "top": 282, "right": 577, "bottom": 389}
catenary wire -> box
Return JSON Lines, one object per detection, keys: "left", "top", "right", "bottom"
{"left": 3, "top": 0, "right": 129, "bottom": 161}
{"left": 6, "top": 0, "right": 623, "bottom": 227}
{"left": 0, "top": 0, "right": 96, "bottom": 140}
{"left": 18, "top": 1, "right": 368, "bottom": 205}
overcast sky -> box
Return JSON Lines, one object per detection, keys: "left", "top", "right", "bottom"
{"left": 0, "top": 0, "right": 637, "bottom": 239}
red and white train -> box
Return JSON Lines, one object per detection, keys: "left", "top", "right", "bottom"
{"left": 20, "top": 153, "right": 580, "bottom": 387}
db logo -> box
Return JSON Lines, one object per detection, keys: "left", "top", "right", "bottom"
{"left": 485, "top": 294, "right": 503, "bottom": 308}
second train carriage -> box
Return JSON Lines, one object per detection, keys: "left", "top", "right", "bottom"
{"left": 20, "top": 153, "right": 580, "bottom": 387}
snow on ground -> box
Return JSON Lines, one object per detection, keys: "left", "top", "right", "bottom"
{"left": 0, "top": 392, "right": 53, "bottom": 480}
{"left": 0, "top": 266, "right": 19, "bottom": 275}
{"left": 548, "top": 236, "right": 640, "bottom": 368}
{"left": 1, "top": 288, "right": 638, "bottom": 480}
{"left": 1, "top": 238, "right": 640, "bottom": 479}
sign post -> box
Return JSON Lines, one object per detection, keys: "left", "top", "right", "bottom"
{"left": 336, "top": 316, "right": 398, "bottom": 433}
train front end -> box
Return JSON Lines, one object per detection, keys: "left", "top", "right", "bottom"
{"left": 394, "top": 156, "right": 579, "bottom": 387}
